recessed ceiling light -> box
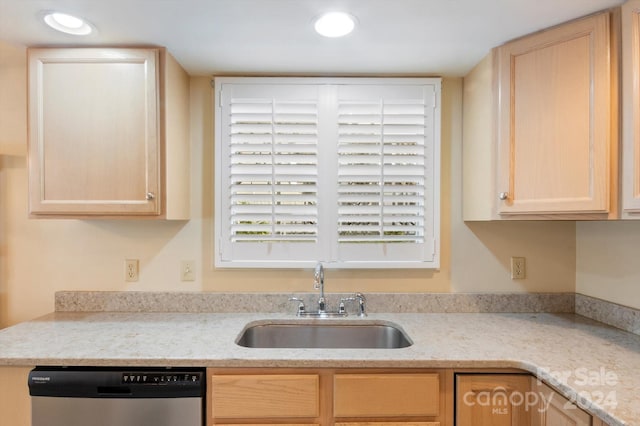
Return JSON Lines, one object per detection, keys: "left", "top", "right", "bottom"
{"left": 43, "top": 12, "right": 93, "bottom": 36}
{"left": 314, "top": 12, "right": 356, "bottom": 38}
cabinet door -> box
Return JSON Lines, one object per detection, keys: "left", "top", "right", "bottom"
{"left": 28, "top": 48, "right": 161, "bottom": 216}
{"left": 496, "top": 12, "right": 614, "bottom": 216}
{"left": 530, "top": 381, "right": 590, "bottom": 426}
{"left": 209, "top": 374, "right": 320, "bottom": 419}
{"left": 622, "top": 0, "right": 640, "bottom": 216}
{"left": 456, "top": 374, "right": 531, "bottom": 426}
{"left": 334, "top": 373, "right": 440, "bottom": 418}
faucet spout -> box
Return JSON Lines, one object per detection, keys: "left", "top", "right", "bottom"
{"left": 313, "top": 262, "right": 325, "bottom": 312}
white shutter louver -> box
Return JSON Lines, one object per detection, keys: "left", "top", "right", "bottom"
{"left": 229, "top": 97, "right": 319, "bottom": 243}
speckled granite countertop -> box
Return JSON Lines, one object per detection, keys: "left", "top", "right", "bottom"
{"left": 0, "top": 312, "right": 638, "bottom": 425}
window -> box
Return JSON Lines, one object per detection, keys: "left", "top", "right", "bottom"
{"left": 214, "top": 77, "right": 441, "bottom": 268}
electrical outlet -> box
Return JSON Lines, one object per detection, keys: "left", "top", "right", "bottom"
{"left": 510, "top": 257, "right": 526, "bottom": 280}
{"left": 181, "top": 260, "right": 195, "bottom": 282}
{"left": 125, "top": 259, "right": 139, "bottom": 282}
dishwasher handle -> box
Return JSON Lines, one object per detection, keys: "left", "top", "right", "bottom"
{"left": 97, "top": 386, "right": 132, "bottom": 396}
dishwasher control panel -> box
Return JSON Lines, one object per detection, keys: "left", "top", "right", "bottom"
{"left": 29, "top": 367, "right": 205, "bottom": 398}
{"left": 122, "top": 372, "right": 201, "bottom": 384}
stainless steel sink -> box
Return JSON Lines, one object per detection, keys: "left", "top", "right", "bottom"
{"left": 236, "top": 321, "right": 412, "bottom": 349}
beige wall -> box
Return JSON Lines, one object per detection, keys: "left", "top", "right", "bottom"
{"left": 0, "top": 41, "right": 578, "bottom": 330}
{"left": 576, "top": 221, "right": 640, "bottom": 310}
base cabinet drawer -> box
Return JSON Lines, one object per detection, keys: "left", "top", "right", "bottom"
{"left": 209, "top": 374, "right": 319, "bottom": 419}
{"left": 334, "top": 373, "right": 440, "bottom": 418}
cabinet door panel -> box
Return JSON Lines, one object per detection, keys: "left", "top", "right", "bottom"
{"left": 456, "top": 374, "right": 531, "bottom": 426}
{"left": 496, "top": 13, "right": 612, "bottom": 215}
{"left": 209, "top": 374, "right": 319, "bottom": 419}
{"left": 28, "top": 48, "right": 160, "bottom": 215}
{"left": 334, "top": 373, "right": 440, "bottom": 417}
{"left": 623, "top": 0, "right": 640, "bottom": 215}
{"left": 531, "top": 381, "right": 590, "bottom": 426}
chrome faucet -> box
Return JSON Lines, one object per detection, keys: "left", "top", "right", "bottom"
{"left": 286, "top": 263, "right": 367, "bottom": 318}
{"left": 313, "top": 262, "right": 326, "bottom": 313}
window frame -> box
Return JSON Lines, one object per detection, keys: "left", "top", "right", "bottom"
{"left": 214, "top": 77, "right": 441, "bottom": 269}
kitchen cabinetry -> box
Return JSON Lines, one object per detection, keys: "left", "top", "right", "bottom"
{"left": 463, "top": 11, "right": 618, "bottom": 220}
{"left": 0, "top": 367, "right": 32, "bottom": 426}
{"left": 207, "top": 369, "right": 449, "bottom": 426}
{"left": 27, "top": 47, "right": 190, "bottom": 219}
{"left": 208, "top": 369, "right": 323, "bottom": 426}
{"left": 622, "top": 0, "right": 640, "bottom": 217}
{"left": 455, "top": 374, "right": 532, "bottom": 426}
{"left": 207, "top": 369, "right": 615, "bottom": 426}
{"left": 333, "top": 373, "right": 442, "bottom": 419}
{"left": 530, "top": 381, "right": 592, "bottom": 426}
{"left": 209, "top": 372, "right": 320, "bottom": 419}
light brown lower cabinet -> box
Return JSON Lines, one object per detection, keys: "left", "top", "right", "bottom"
{"left": 456, "top": 374, "right": 607, "bottom": 426}
{"left": 208, "top": 373, "right": 320, "bottom": 419}
{"left": 456, "top": 374, "right": 532, "bottom": 426}
{"left": 207, "top": 369, "right": 449, "bottom": 426}
{"left": 530, "top": 380, "right": 593, "bottom": 426}
{"left": 333, "top": 373, "right": 441, "bottom": 418}
{"left": 207, "top": 369, "right": 609, "bottom": 426}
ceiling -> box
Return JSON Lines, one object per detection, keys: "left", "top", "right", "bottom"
{"left": 0, "top": 0, "right": 625, "bottom": 77}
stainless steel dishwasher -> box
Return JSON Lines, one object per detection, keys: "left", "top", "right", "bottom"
{"left": 28, "top": 367, "right": 205, "bottom": 426}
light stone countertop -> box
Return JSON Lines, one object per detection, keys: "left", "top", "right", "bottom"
{"left": 0, "top": 312, "right": 638, "bottom": 426}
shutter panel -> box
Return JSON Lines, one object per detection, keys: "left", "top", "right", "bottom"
{"left": 229, "top": 97, "right": 319, "bottom": 242}
{"left": 336, "top": 86, "right": 431, "bottom": 244}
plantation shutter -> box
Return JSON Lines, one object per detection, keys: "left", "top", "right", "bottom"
{"left": 217, "top": 83, "right": 323, "bottom": 263}
{"left": 215, "top": 78, "right": 440, "bottom": 268}
{"left": 335, "top": 84, "right": 438, "bottom": 265}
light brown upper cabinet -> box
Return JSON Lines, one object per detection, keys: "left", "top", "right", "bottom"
{"left": 622, "top": 0, "right": 640, "bottom": 218}
{"left": 463, "top": 11, "right": 619, "bottom": 220}
{"left": 27, "top": 47, "right": 190, "bottom": 219}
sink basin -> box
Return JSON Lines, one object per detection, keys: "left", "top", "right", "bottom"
{"left": 236, "top": 321, "right": 412, "bottom": 349}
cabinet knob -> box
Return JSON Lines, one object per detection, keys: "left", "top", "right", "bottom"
{"left": 498, "top": 192, "right": 509, "bottom": 201}
{"left": 146, "top": 192, "right": 155, "bottom": 201}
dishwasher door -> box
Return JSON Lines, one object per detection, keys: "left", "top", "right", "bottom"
{"left": 29, "top": 367, "right": 204, "bottom": 426}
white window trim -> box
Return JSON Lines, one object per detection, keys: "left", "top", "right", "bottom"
{"left": 214, "top": 77, "right": 441, "bottom": 269}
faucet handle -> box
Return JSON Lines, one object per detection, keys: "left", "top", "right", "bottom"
{"left": 338, "top": 296, "right": 356, "bottom": 315}
{"left": 353, "top": 293, "right": 367, "bottom": 317}
{"left": 288, "top": 297, "right": 306, "bottom": 316}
